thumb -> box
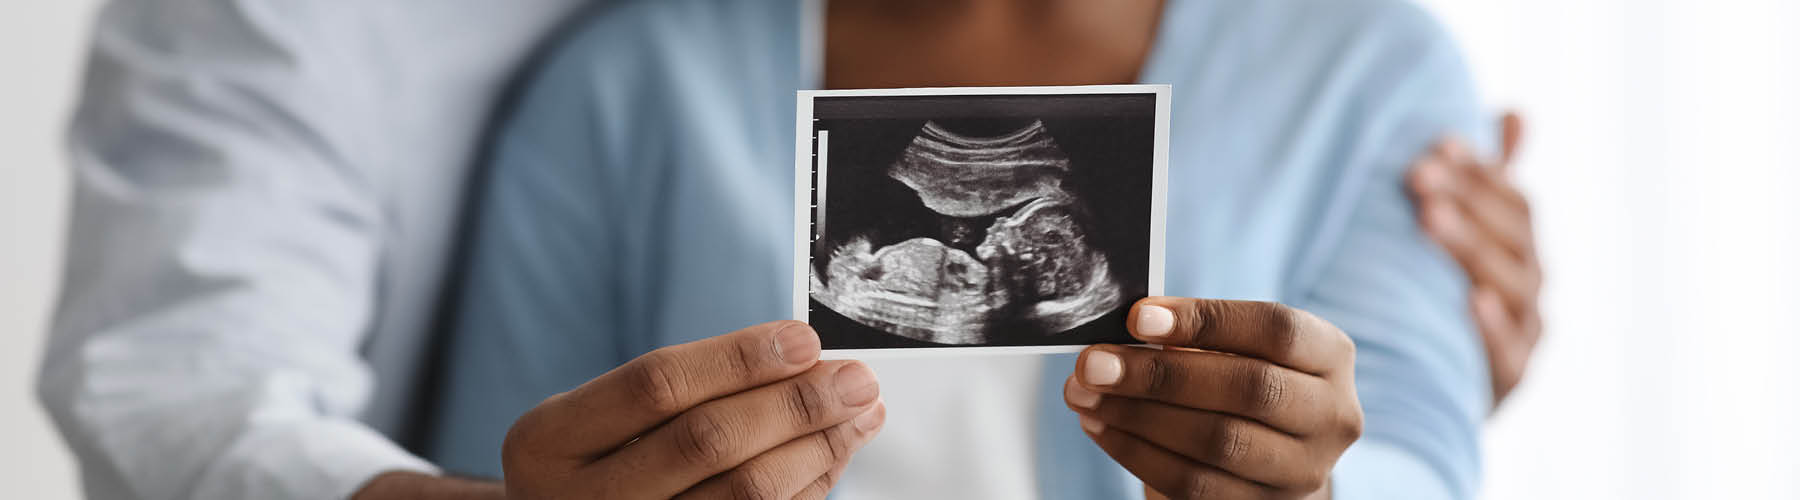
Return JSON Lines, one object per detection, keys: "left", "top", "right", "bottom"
{"left": 1497, "top": 111, "right": 1524, "bottom": 169}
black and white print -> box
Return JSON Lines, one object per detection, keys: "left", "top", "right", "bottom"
{"left": 793, "top": 86, "right": 1168, "bottom": 354}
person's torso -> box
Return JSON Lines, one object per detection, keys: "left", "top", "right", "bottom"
{"left": 420, "top": 1, "right": 1415, "bottom": 497}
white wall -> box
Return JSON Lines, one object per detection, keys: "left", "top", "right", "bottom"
{"left": 3, "top": 2, "right": 1797, "bottom": 500}
{"left": 1415, "top": 1, "right": 1800, "bottom": 499}
{"left": 0, "top": 2, "right": 96, "bottom": 499}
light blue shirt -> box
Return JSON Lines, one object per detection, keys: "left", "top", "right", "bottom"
{"left": 425, "top": 1, "right": 1492, "bottom": 499}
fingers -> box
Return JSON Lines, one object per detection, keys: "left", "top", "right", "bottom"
{"left": 1474, "top": 287, "right": 1524, "bottom": 401}
{"left": 587, "top": 360, "right": 881, "bottom": 498}
{"left": 1408, "top": 131, "right": 1548, "bottom": 409}
{"left": 1419, "top": 165, "right": 1536, "bottom": 263}
{"left": 1474, "top": 287, "right": 1542, "bottom": 405}
{"left": 1127, "top": 298, "right": 1353, "bottom": 376}
{"left": 1064, "top": 378, "right": 1328, "bottom": 490}
{"left": 1409, "top": 140, "right": 1542, "bottom": 311}
{"left": 1079, "top": 415, "right": 1274, "bottom": 500}
{"left": 676, "top": 402, "right": 886, "bottom": 500}
{"left": 1499, "top": 111, "right": 1524, "bottom": 167}
{"left": 1430, "top": 209, "right": 1541, "bottom": 307}
{"left": 793, "top": 471, "right": 842, "bottom": 500}
{"left": 509, "top": 321, "right": 821, "bottom": 460}
{"left": 1473, "top": 287, "right": 1526, "bottom": 350}
{"left": 1075, "top": 345, "right": 1340, "bottom": 434}
{"left": 1431, "top": 165, "right": 1534, "bottom": 254}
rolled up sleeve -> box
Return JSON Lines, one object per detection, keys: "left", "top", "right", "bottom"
{"left": 37, "top": 2, "right": 435, "bottom": 499}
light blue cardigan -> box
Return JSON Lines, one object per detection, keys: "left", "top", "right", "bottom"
{"left": 425, "top": 1, "right": 1492, "bottom": 498}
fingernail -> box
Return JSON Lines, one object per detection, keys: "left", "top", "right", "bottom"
{"left": 1135, "top": 305, "right": 1175, "bottom": 339}
{"left": 834, "top": 362, "right": 880, "bottom": 406}
{"left": 775, "top": 323, "right": 820, "bottom": 365}
{"left": 853, "top": 400, "right": 886, "bottom": 433}
{"left": 1083, "top": 350, "right": 1123, "bottom": 386}
{"left": 1078, "top": 414, "right": 1105, "bottom": 434}
{"left": 1065, "top": 380, "right": 1101, "bottom": 409}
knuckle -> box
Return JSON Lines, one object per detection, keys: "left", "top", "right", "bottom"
{"left": 1180, "top": 469, "right": 1216, "bottom": 500}
{"left": 801, "top": 472, "right": 837, "bottom": 500}
{"left": 1338, "top": 406, "right": 1365, "bottom": 442}
{"left": 500, "top": 420, "right": 531, "bottom": 463}
{"left": 724, "top": 468, "right": 782, "bottom": 500}
{"left": 627, "top": 351, "right": 688, "bottom": 414}
{"left": 1142, "top": 353, "right": 1184, "bottom": 397}
{"left": 1183, "top": 299, "right": 1222, "bottom": 339}
{"left": 673, "top": 410, "right": 736, "bottom": 468}
{"left": 1209, "top": 420, "right": 1253, "bottom": 468}
{"left": 1241, "top": 364, "right": 1287, "bottom": 417}
{"left": 729, "top": 334, "right": 766, "bottom": 379}
{"left": 1295, "top": 467, "right": 1332, "bottom": 494}
{"left": 501, "top": 395, "right": 560, "bottom": 461}
{"left": 785, "top": 378, "right": 832, "bottom": 428}
{"left": 501, "top": 406, "right": 542, "bottom": 453}
{"left": 817, "top": 426, "right": 850, "bottom": 465}
{"left": 1258, "top": 302, "right": 1301, "bottom": 356}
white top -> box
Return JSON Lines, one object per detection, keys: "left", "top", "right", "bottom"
{"left": 839, "top": 356, "right": 1044, "bottom": 500}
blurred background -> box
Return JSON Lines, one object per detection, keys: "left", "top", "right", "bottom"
{"left": 3, "top": 1, "right": 1796, "bottom": 498}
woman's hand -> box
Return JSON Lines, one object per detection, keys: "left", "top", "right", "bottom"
{"left": 501, "top": 320, "right": 886, "bottom": 499}
{"left": 1407, "top": 112, "right": 1543, "bottom": 408}
{"left": 1065, "top": 297, "right": 1362, "bottom": 500}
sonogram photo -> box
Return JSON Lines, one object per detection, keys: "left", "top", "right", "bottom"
{"left": 795, "top": 86, "right": 1168, "bottom": 352}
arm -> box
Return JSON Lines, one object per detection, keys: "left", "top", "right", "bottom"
{"left": 1064, "top": 4, "right": 1495, "bottom": 498}
{"left": 38, "top": 3, "right": 428, "bottom": 498}
{"left": 1295, "top": 8, "right": 1494, "bottom": 498}
{"left": 1409, "top": 114, "right": 1544, "bottom": 409}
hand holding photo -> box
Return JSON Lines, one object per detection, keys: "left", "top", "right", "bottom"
{"left": 793, "top": 85, "right": 1169, "bottom": 355}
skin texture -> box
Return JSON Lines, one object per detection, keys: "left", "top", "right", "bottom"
{"left": 1064, "top": 298, "right": 1363, "bottom": 499}
{"left": 358, "top": 321, "right": 888, "bottom": 500}
{"left": 501, "top": 321, "right": 885, "bottom": 499}
{"left": 824, "top": 0, "right": 1164, "bottom": 88}
{"left": 1408, "top": 113, "right": 1543, "bottom": 408}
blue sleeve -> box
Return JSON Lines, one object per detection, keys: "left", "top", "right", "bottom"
{"left": 1286, "top": 4, "right": 1493, "bottom": 499}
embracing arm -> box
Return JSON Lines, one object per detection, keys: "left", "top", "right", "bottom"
{"left": 1293, "top": 6, "right": 1495, "bottom": 499}
{"left": 1409, "top": 113, "right": 1543, "bottom": 410}
{"left": 37, "top": 3, "right": 430, "bottom": 498}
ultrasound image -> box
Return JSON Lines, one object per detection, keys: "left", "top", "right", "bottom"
{"left": 807, "top": 93, "right": 1156, "bottom": 349}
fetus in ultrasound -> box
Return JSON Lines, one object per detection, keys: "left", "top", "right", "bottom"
{"left": 811, "top": 120, "right": 1124, "bottom": 344}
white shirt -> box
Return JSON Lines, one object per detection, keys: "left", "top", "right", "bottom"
{"left": 42, "top": 2, "right": 579, "bottom": 498}
{"left": 840, "top": 357, "right": 1044, "bottom": 500}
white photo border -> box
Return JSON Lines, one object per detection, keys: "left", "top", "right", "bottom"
{"left": 793, "top": 84, "right": 1170, "bottom": 358}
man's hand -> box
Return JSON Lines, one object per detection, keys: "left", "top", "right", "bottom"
{"left": 1064, "top": 298, "right": 1362, "bottom": 500}
{"left": 502, "top": 320, "right": 886, "bottom": 499}
{"left": 1407, "top": 112, "right": 1543, "bottom": 408}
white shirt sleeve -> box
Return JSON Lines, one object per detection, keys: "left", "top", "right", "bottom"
{"left": 40, "top": 2, "right": 437, "bottom": 498}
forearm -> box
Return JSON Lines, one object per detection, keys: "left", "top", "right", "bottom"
{"left": 354, "top": 472, "right": 506, "bottom": 500}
